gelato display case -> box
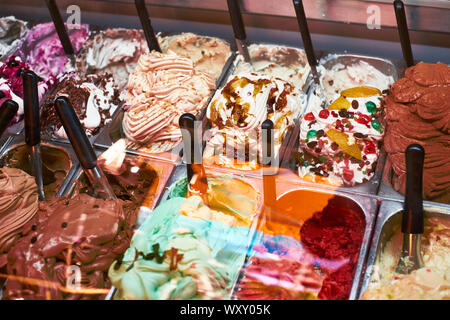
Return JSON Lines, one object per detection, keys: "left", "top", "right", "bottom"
{"left": 0, "top": 0, "right": 449, "bottom": 301}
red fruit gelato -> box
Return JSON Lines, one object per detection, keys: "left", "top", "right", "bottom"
{"left": 300, "top": 200, "right": 365, "bottom": 300}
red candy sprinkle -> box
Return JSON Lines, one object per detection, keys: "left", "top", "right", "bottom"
{"left": 318, "top": 109, "right": 330, "bottom": 119}
{"left": 343, "top": 168, "right": 354, "bottom": 181}
{"left": 304, "top": 112, "right": 315, "bottom": 121}
{"left": 331, "top": 111, "right": 338, "bottom": 118}
{"left": 356, "top": 113, "right": 371, "bottom": 125}
{"left": 364, "top": 141, "right": 376, "bottom": 154}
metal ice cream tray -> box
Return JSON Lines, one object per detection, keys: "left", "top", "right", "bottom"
{"left": 0, "top": 133, "right": 80, "bottom": 197}
{"left": 63, "top": 144, "right": 176, "bottom": 214}
{"left": 281, "top": 52, "right": 404, "bottom": 197}
{"left": 227, "top": 178, "right": 380, "bottom": 301}
{"left": 197, "top": 40, "right": 320, "bottom": 178}
{"left": 358, "top": 199, "right": 450, "bottom": 299}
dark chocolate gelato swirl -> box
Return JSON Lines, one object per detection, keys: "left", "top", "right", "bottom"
{"left": 40, "top": 74, "right": 121, "bottom": 139}
{"left": 384, "top": 62, "right": 450, "bottom": 203}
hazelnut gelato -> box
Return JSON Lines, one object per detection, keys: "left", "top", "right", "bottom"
{"left": 0, "top": 143, "right": 71, "bottom": 200}
{"left": 159, "top": 32, "right": 231, "bottom": 82}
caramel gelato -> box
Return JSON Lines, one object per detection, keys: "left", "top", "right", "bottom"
{"left": 384, "top": 62, "right": 450, "bottom": 203}
{"left": 204, "top": 73, "right": 306, "bottom": 169}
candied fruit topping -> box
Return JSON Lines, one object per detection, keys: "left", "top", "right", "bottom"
{"left": 340, "top": 86, "right": 381, "bottom": 98}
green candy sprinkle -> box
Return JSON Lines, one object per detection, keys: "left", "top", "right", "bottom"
{"left": 318, "top": 155, "right": 328, "bottom": 163}
{"left": 306, "top": 130, "right": 317, "bottom": 139}
{"left": 365, "top": 101, "right": 377, "bottom": 114}
{"left": 371, "top": 120, "right": 382, "bottom": 132}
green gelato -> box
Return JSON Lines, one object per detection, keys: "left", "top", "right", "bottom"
{"left": 109, "top": 197, "right": 253, "bottom": 300}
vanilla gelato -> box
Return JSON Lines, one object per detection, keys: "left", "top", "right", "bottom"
{"left": 361, "top": 214, "right": 450, "bottom": 300}
{"left": 317, "top": 60, "right": 395, "bottom": 103}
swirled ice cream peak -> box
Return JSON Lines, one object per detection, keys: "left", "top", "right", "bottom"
{"left": 122, "top": 50, "right": 215, "bottom": 153}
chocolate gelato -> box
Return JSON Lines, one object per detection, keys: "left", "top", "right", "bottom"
{"left": 40, "top": 74, "right": 121, "bottom": 139}
{"left": 3, "top": 193, "right": 137, "bottom": 300}
{"left": 0, "top": 143, "right": 71, "bottom": 200}
{"left": 77, "top": 151, "right": 159, "bottom": 216}
{"left": 0, "top": 167, "right": 38, "bottom": 268}
{"left": 384, "top": 62, "right": 450, "bottom": 203}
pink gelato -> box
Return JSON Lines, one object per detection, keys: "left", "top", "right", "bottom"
{"left": 0, "top": 56, "right": 50, "bottom": 126}
{"left": 122, "top": 50, "right": 215, "bottom": 153}
{"left": 14, "top": 22, "right": 89, "bottom": 82}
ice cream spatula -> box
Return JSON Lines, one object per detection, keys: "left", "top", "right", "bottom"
{"left": 393, "top": 0, "right": 414, "bottom": 67}
{"left": 45, "top": 0, "right": 75, "bottom": 62}
{"left": 261, "top": 120, "right": 300, "bottom": 228}
{"left": 292, "top": 0, "right": 319, "bottom": 84}
{"left": 226, "top": 0, "right": 252, "bottom": 65}
{"left": 262, "top": 119, "right": 276, "bottom": 209}
{"left": 135, "top": 0, "right": 162, "bottom": 52}
{"left": 395, "top": 144, "right": 425, "bottom": 274}
{"left": 23, "top": 71, "right": 45, "bottom": 201}
{"left": 0, "top": 100, "right": 18, "bottom": 138}
{"left": 179, "top": 113, "right": 207, "bottom": 194}
{"left": 54, "top": 96, "right": 116, "bottom": 200}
